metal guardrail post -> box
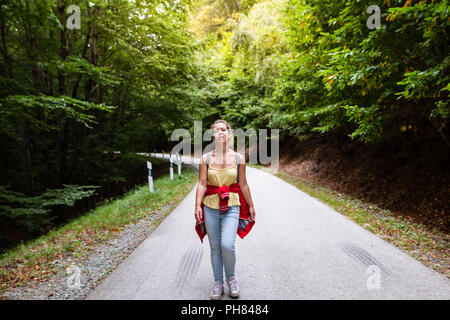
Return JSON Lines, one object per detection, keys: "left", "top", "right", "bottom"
{"left": 147, "top": 161, "right": 154, "bottom": 192}
{"left": 177, "top": 153, "right": 182, "bottom": 175}
{"left": 169, "top": 153, "right": 173, "bottom": 180}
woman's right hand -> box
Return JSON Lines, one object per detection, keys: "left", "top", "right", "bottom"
{"left": 195, "top": 205, "right": 203, "bottom": 223}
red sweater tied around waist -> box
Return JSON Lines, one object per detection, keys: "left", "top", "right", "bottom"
{"left": 195, "top": 182, "right": 255, "bottom": 243}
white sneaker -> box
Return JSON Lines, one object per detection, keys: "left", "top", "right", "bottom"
{"left": 226, "top": 276, "right": 240, "bottom": 298}
{"left": 210, "top": 281, "right": 224, "bottom": 300}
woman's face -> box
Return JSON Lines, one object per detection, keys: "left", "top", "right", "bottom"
{"left": 213, "top": 122, "right": 229, "bottom": 145}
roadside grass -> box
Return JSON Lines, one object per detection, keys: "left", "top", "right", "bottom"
{"left": 249, "top": 164, "right": 449, "bottom": 278}
{"left": 0, "top": 168, "right": 198, "bottom": 295}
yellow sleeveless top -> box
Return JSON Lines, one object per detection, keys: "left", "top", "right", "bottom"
{"left": 202, "top": 155, "right": 241, "bottom": 209}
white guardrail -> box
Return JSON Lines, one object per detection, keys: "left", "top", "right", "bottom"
{"left": 107, "top": 151, "right": 199, "bottom": 193}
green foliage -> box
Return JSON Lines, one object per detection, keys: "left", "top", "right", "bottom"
{"left": 272, "top": 0, "right": 449, "bottom": 143}
{"left": 0, "top": 94, "right": 116, "bottom": 135}
{"left": 0, "top": 0, "right": 210, "bottom": 250}
{"left": 0, "top": 184, "right": 99, "bottom": 234}
{"left": 191, "top": 0, "right": 448, "bottom": 145}
{"left": 191, "top": 0, "right": 290, "bottom": 133}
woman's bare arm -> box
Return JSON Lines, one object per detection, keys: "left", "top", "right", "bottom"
{"left": 195, "top": 155, "right": 207, "bottom": 222}
{"left": 238, "top": 154, "right": 255, "bottom": 221}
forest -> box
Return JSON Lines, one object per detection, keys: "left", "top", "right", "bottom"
{"left": 0, "top": 0, "right": 448, "bottom": 253}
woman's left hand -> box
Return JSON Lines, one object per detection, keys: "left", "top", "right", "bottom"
{"left": 249, "top": 206, "right": 256, "bottom": 222}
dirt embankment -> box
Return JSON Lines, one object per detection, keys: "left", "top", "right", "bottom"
{"left": 275, "top": 133, "right": 450, "bottom": 233}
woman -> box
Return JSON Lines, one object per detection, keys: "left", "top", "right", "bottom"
{"left": 194, "top": 119, "right": 256, "bottom": 300}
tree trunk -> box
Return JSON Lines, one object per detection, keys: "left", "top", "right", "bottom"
{"left": 57, "top": 0, "right": 68, "bottom": 95}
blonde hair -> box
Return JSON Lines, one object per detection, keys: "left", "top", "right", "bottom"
{"left": 210, "top": 119, "right": 231, "bottom": 131}
{"left": 211, "top": 119, "right": 233, "bottom": 146}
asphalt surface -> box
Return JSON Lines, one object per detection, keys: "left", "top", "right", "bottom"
{"left": 87, "top": 154, "right": 450, "bottom": 299}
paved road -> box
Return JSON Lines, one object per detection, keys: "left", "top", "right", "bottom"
{"left": 87, "top": 155, "right": 450, "bottom": 299}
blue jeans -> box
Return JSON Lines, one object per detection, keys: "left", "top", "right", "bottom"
{"left": 203, "top": 205, "right": 240, "bottom": 285}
